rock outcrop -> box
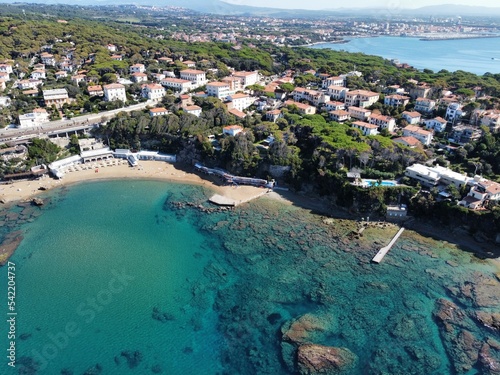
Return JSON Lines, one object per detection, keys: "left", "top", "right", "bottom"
{"left": 434, "top": 298, "right": 482, "bottom": 374}
{"left": 475, "top": 312, "right": 500, "bottom": 334}
{"left": 297, "top": 344, "right": 356, "bottom": 375}
{"left": 281, "top": 313, "right": 356, "bottom": 374}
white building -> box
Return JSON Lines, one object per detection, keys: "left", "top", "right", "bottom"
{"left": 131, "top": 72, "right": 148, "bottom": 83}
{"left": 87, "top": 85, "right": 104, "bottom": 97}
{"left": 479, "top": 109, "right": 500, "bottom": 133}
{"left": 0, "top": 64, "right": 13, "bottom": 75}
{"left": 369, "top": 114, "right": 396, "bottom": 132}
{"left": 461, "top": 176, "right": 500, "bottom": 209}
{"left": 130, "top": 64, "right": 146, "bottom": 74}
{"left": 48, "top": 155, "right": 82, "bottom": 179}
{"left": 226, "top": 93, "right": 254, "bottom": 112}
{"left": 206, "top": 81, "right": 232, "bottom": 100}
{"left": 327, "top": 86, "right": 349, "bottom": 101}
{"left": 18, "top": 108, "right": 50, "bottom": 128}
{"left": 292, "top": 88, "right": 326, "bottom": 106}
{"left": 43, "top": 88, "right": 70, "bottom": 108}
{"left": 150, "top": 107, "right": 169, "bottom": 117}
{"left": 80, "top": 148, "right": 114, "bottom": 163}
{"left": 402, "top": 125, "right": 433, "bottom": 146}
{"left": 401, "top": 111, "right": 422, "bottom": 125}
{"left": 55, "top": 71, "right": 68, "bottom": 79}
{"left": 445, "top": 102, "right": 464, "bottom": 122}
{"left": 179, "top": 69, "right": 207, "bottom": 89}
{"left": 324, "top": 101, "right": 345, "bottom": 111}
{"left": 223, "top": 125, "right": 244, "bottom": 136}
{"left": 384, "top": 94, "right": 410, "bottom": 107}
{"left": 182, "top": 105, "right": 202, "bottom": 117}
{"left": 40, "top": 53, "right": 56, "bottom": 66}
{"left": 18, "top": 79, "right": 42, "bottom": 90}
{"left": 137, "top": 151, "right": 176, "bottom": 163}
{"left": 405, "top": 164, "right": 440, "bottom": 186}
{"left": 345, "top": 90, "right": 379, "bottom": 108}
{"left": 285, "top": 100, "right": 316, "bottom": 115}
{"left": 30, "top": 69, "right": 46, "bottom": 80}
{"left": 329, "top": 110, "right": 350, "bottom": 122}
{"left": 425, "top": 117, "right": 447, "bottom": 133}
{"left": 322, "top": 76, "right": 344, "bottom": 89}
{"left": 414, "top": 97, "right": 436, "bottom": 114}
{"left": 232, "top": 71, "right": 259, "bottom": 87}
{"left": 141, "top": 83, "right": 165, "bottom": 101}
{"left": 348, "top": 106, "right": 371, "bottom": 121}
{"left": 352, "top": 121, "right": 378, "bottom": 136}
{"left": 161, "top": 78, "right": 193, "bottom": 94}
{"left": 103, "top": 83, "right": 127, "bottom": 102}
{"left": 405, "top": 163, "right": 472, "bottom": 188}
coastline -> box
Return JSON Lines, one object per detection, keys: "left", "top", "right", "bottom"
{"left": 1, "top": 161, "right": 499, "bottom": 272}
{"left": 309, "top": 34, "right": 500, "bottom": 48}
{"left": 0, "top": 161, "right": 269, "bottom": 206}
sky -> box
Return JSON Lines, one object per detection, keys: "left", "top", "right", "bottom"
{"left": 223, "top": 0, "right": 500, "bottom": 10}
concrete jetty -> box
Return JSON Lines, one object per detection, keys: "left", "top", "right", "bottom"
{"left": 209, "top": 194, "right": 236, "bottom": 207}
{"left": 372, "top": 227, "right": 405, "bottom": 263}
{"left": 209, "top": 190, "right": 269, "bottom": 207}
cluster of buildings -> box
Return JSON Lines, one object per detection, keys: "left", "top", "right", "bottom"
{"left": 404, "top": 163, "right": 500, "bottom": 210}
{"left": 47, "top": 138, "right": 177, "bottom": 179}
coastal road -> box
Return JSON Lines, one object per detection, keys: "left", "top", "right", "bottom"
{"left": 0, "top": 100, "right": 155, "bottom": 145}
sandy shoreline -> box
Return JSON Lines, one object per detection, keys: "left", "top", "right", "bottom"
{"left": 1, "top": 160, "right": 499, "bottom": 271}
{"left": 0, "top": 160, "right": 269, "bottom": 205}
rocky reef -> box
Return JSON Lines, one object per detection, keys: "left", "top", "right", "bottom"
{"left": 280, "top": 313, "right": 356, "bottom": 374}
{"left": 433, "top": 298, "right": 500, "bottom": 374}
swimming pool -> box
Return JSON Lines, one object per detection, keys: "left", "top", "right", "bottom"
{"left": 362, "top": 179, "right": 397, "bottom": 187}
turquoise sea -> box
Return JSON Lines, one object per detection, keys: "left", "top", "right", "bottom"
{"left": 311, "top": 36, "right": 500, "bottom": 75}
{"left": 1, "top": 180, "right": 499, "bottom": 374}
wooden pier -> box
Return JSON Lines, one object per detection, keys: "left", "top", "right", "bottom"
{"left": 372, "top": 227, "right": 405, "bottom": 263}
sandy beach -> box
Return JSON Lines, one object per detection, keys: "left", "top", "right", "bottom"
{"left": 0, "top": 160, "right": 269, "bottom": 205}
{"left": 1, "top": 160, "right": 499, "bottom": 272}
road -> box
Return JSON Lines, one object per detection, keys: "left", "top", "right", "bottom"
{"left": 0, "top": 100, "right": 154, "bottom": 144}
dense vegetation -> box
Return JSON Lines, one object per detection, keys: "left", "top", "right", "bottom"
{"left": 0, "top": 6, "right": 499, "bottom": 236}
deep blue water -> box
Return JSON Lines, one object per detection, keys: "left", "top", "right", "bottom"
{"left": 0, "top": 180, "right": 499, "bottom": 374}
{"left": 312, "top": 36, "right": 500, "bottom": 75}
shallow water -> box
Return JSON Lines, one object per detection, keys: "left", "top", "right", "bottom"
{"left": 0, "top": 180, "right": 499, "bottom": 374}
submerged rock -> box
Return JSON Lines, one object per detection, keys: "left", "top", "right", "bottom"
{"left": 152, "top": 307, "right": 175, "bottom": 322}
{"left": 0, "top": 230, "right": 24, "bottom": 266}
{"left": 281, "top": 313, "right": 344, "bottom": 372}
{"left": 120, "top": 350, "right": 142, "bottom": 369}
{"left": 433, "top": 299, "right": 482, "bottom": 374}
{"left": 475, "top": 312, "right": 500, "bottom": 334}
{"left": 282, "top": 313, "right": 334, "bottom": 345}
{"left": 472, "top": 276, "right": 500, "bottom": 308}
{"left": 297, "top": 344, "right": 356, "bottom": 375}
{"left": 479, "top": 343, "right": 500, "bottom": 375}
{"left": 31, "top": 198, "right": 44, "bottom": 206}
{"left": 82, "top": 363, "right": 102, "bottom": 375}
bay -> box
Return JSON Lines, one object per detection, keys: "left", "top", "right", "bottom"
{"left": 311, "top": 36, "right": 500, "bottom": 75}
{"left": 1, "top": 180, "right": 499, "bottom": 374}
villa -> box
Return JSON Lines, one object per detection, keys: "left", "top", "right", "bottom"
{"left": 460, "top": 177, "right": 500, "bottom": 209}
